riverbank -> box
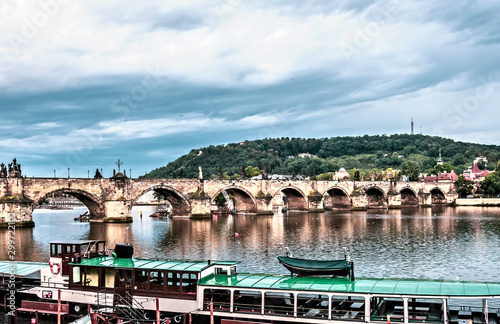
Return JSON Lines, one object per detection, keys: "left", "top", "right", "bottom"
{"left": 455, "top": 198, "right": 500, "bottom": 206}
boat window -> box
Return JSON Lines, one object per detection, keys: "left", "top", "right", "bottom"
{"left": 264, "top": 292, "right": 294, "bottom": 316}
{"left": 203, "top": 289, "right": 230, "bottom": 312}
{"left": 117, "top": 269, "right": 132, "bottom": 284}
{"left": 134, "top": 270, "right": 149, "bottom": 291}
{"left": 51, "top": 244, "right": 62, "bottom": 257}
{"left": 166, "top": 272, "right": 181, "bottom": 292}
{"left": 407, "top": 298, "right": 443, "bottom": 323}
{"left": 181, "top": 273, "right": 197, "bottom": 294}
{"left": 370, "top": 297, "right": 404, "bottom": 322}
{"left": 84, "top": 267, "right": 99, "bottom": 287}
{"left": 65, "top": 245, "right": 71, "bottom": 255}
{"left": 448, "top": 298, "right": 486, "bottom": 324}
{"left": 234, "top": 290, "right": 261, "bottom": 314}
{"left": 230, "top": 267, "right": 236, "bottom": 275}
{"left": 331, "top": 295, "right": 365, "bottom": 321}
{"left": 150, "top": 271, "right": 164, "bottom": 292}
{"left": 72, "top": 267, "right": 81, "bottom": 284}
{"left": 297, "top": 293, "right": 329, "bottom": 319}
{"left": 215, "top": 267, "right": 228, "bottom": 275}
{"left": 104, "top": 269, "right": 114, "bottom": 288}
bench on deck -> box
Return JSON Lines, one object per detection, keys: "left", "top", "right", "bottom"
{"left": 16, "top": 300, "right": 70, "bottom": 321}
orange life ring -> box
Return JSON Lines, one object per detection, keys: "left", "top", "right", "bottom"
{"left": 50, "top": 261, "right": 61, "bottom": 275}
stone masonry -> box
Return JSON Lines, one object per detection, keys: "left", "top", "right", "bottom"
{"left": 0, "top": 176, "right": 458, "bottom": 227}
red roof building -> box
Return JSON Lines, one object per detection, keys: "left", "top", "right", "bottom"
{"left": 462, "top": 164, "right": 491, "bottom": 181}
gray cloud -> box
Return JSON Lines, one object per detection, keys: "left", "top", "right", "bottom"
{"left": 1, "top": 0, "right": 499, "bottom": 177}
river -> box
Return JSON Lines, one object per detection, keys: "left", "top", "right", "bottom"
{"left": 2, "top": 206, "right": 500, "bottom": 282}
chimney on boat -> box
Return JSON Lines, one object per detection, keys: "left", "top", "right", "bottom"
{"left": 114, "top": 243, "right": 134, "bottom": 259}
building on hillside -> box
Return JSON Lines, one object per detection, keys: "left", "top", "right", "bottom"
{"left": 437, "top": 148, "right": 444, "bottom": 165}
{"left": 462, "top": 164, "right": 491, "bottom": 182}
{"left": 473, "top": 156, "right": 488, "bottom": 166}
{"left": 334, "top": 168, "right": 350, "bottom": 181}
{"left": 420, "top": 171, "right": 458, "bottom": 183}
{"left": 297, "top": 153, "right": 317, "bottom": 158}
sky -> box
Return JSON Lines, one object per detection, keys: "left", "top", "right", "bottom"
{"left": 1, "top": 0, "right": 500, "bottom": 178}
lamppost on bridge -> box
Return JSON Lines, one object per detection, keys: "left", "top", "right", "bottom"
{"left": 54, "top": 170, "right": 56, "bottom": 178}
{"left": 68, "top": 168, "right": 70, "bottom": 178}
{"left": 88, "top": 170, "right": 89, "bottom": 178}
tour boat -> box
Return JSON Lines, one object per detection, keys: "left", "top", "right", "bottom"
{"left": 2, "top": 240, "right": 500, "bottom": 324}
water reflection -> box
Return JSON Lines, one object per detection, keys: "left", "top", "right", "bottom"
{"left": 2, "top": 206, "right": 500, "bottom": 282}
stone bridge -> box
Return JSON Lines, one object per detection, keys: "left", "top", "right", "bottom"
{"left": 0, "top": 176, "right": 458, "bottom": 227}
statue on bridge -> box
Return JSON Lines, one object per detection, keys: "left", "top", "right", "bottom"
{"left": 94, "top": 168, "right": 103, "bottom": 179}
{"left": 198, "top": 166, "right": 203, "bottom": 180}
{"left": 0, "top": 163, "right": 6, "bottom": 178}
{"left": 7, "top": 158, "right": 22, "bottom": 178}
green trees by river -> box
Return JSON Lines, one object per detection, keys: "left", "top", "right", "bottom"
{"left": 143, "top": 134, "right": 499, "bottom": 180}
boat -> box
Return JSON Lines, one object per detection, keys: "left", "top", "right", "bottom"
{"left": 278, "top": 247, "right": 354, "bottom": 278}
{"left": 277, "top": 256, "right": 353, "bottom": 278}
{"left": 2, "top": 240, "right": 500, "bottom": 324}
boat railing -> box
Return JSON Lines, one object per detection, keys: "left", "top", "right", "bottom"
{"left": 94, "top": 291, "right": 154, "bottom": 321}
{"left": 40, "top": 280, "right": 68, "bottom": 289}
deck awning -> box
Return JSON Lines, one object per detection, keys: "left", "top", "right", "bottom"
{"left": 199, "top": 273, "right": 500, "bottom": 297}
{"left": 0, "top": 261, "right": 46, "bottom": 279}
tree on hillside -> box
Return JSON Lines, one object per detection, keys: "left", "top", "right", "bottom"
{"left": 428, "top": 162, "right": 455, "bottom": 175}
{"left": 141, "top": 135, "right": 500, "bottom": 179}
{"left": 455, "top": 175, "right": 474, "bottom": 197}
{"left": 244, "top": 166, "right": 261, "bottom": 178}
{"left": 481, "top": 172, "right": 500, "bottom": 196}
{"left": 401, "top": 160, "right": 420, "bottom": 181}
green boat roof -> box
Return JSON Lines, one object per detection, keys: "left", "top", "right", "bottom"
{"left": 0, "top": 261, "right": 47, "bottom": 278}
{"left": 198, "top": 273, "right": 500, "bottom": 297}
{"left": 70, "top": 257, "right": 239, "bottom": 272}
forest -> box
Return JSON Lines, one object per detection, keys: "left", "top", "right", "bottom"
{"left": 142, "top": 134, "right": 500, "bottom": 180}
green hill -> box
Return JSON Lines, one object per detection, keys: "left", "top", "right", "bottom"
{"left": 142, "top": 134, "right": 499, "bottom": 180}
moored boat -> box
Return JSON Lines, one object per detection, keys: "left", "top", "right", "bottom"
{"left": 1, "top": 241, "right": 500, "bottom": 324}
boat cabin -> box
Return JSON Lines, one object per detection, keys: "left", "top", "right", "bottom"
{"left": 49, "top": 240, "right": 106, "bottom": 276}
{"left": 198, "top": 274, "right": 500, "bottom": 324}
{"left": 68, "top": 252, "right": 239, "bottom": 300}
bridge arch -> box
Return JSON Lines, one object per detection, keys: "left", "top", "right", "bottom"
{"left": 400, "top": 187, "right": 419, "bottom": 206}
{"left": 365, "top": 186, "right": 387, "bottom": 208}
{"left": 132, "top": 185, "right": 191, "bottom": 216}
{"left": 212, "top": 186, "right": 257, "bottom": 213}
{"left": 273, "top": 186, "right": 308, "bottom": 212}
{"left": 33, "top": 188, "right": 104, "bottom": 219}
{"left": 324, "top": 186, "right": 351, "bottom": 209}
{"left": 430, "top": 187, "right": 447, "bottom": 205}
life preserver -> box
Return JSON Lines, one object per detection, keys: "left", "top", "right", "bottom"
{"left": 50, "top": 262, "right": 61, "bottom": 275}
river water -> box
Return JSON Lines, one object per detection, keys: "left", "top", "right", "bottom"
{"left": 3, "top": 206, "right": 500, "bottom": 282}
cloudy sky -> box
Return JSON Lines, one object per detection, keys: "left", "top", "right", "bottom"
{"left": 1, "top": 0, "right": 500, "bottom": 178}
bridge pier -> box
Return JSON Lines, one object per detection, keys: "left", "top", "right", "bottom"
{"left": 418, "top": 190, "right": 432, "bottom": 207}
{"left": 308, "top": 190, "right": 324, "bottom": 213}
{"left": 0, "top": 196, "right": 35, "bottom": 228}
{"left": 100, "top": 200, "right": 133, "bottom": 223}
{"left": 190, "top": 190, "right": 212, "bottom": 219}
{"left": 388, "top": 193, "right": 402, "bottom": 209}
{"left": 0, "top": 177, "right": 35, "bottom": 228}
{"left": 351, "top": 194, "right": 368, "bottom": 211}
{"left": 256, "top": 191, "right": 273, "bottom": 215}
